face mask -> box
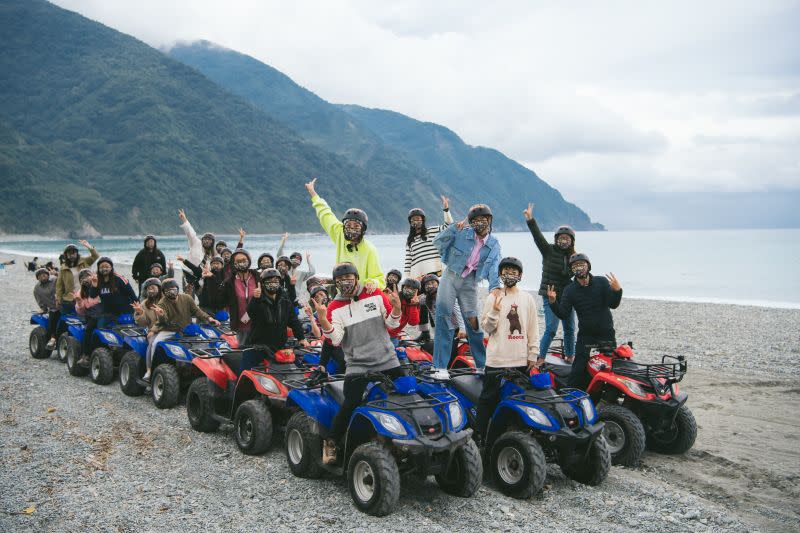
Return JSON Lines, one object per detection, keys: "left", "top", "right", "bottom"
{"left": 410, "top": 221, "right": 423, "bottom": 230}
{"left": 291, "top": 258, "right": 301, "bottom": 267}
{"left": 265, "top": 281, "right": 280, "bottom": 294}
{"left": 277, "top": 265, "right": 289, "bottom": 275}
{"left": 401, "top": 289, "right": 416, "bottom": 300}
{"left": 501, "top": 273, "right": 520, "bottom": 288}
{"left": 234, "top": 261, "right": 249, "bottom": 272}
{"left": 99, "top": 267, "right": 112, "bottom": 276}
{"left": 572, "top": 264, "right": 589, "bottom": 278}
{"left": 471, "top": 220, "right": 489, "bottom": 234}
{"left": 223, "top": 254, "right": 232, "bottom": 262}
{"left": 146, "top": 288, "right": 160, "bottom": 299}
{"left": 343, "top": 224, "right": 362, "bottom": 242}
{"left": 556, "top": 236, "right": 572, "bottom": 250}
{"left": 165, "top": 288, "right": 179, "bottom": 299}
{"left": 38, "top": 276, "right": 49, "bottom": 284}
{"left": 211, "top": 264, "right": 223, "bottom": 273}
{"left": 336, "top": 279, "right": 357, "bottom": 296}
{"left": 424, "top": 283, "right": 438, "bottom": 295}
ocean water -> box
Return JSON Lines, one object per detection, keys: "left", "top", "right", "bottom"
{"left": 2, "top": 229, "right": 798, "bottom": 309}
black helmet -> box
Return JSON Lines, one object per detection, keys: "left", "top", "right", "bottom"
{"left": 63, "top": 244, "right": 79, "bottom": 254}
{"left": 342, "top": 208, "right": 368, "bottom": 232}
{"left": 555, "top": 226, "right": 576, "bottom": 240}
{"left": 387, "top": 269, "right": 402, "bottom": 281}
{"left": 142, "top": 277, "right": 162, "bottom": 291}
{"left": 149, "top": 262, "right": 164, "bottom": 272}
{"left": 569, "top": 253, "right": 591, "bottom": 271}
{"left": 231, "top": 249, "right": 251, "bottom": 264}
{"left": 289, "top": 251, "right": 302, "bottom": 260}
{"left": 219, "top": 247, "right": 232, "bottom": 256}
{"left": 216, "top": 240, "right": 227, "bottom": 248}
{"left": 260, "top": 268, "right": 281, "bottom": 281}
{"left": 143, "top": 234, "right": 157, "bottom": 246}
{"left": 306, "top": 274, "right": 332, "bottom": 291}
{"left": 201, "top": 232, "right": 215, "bottom": 242}
{"left": 408, "top": 208, "right": 426, "bottom": 222}
{"left": 400, "top": 278, "right": 421, "bottom": 291}
{"left": 210, "top": 256, "right": 224, "bottom": 266}
{"left": 257, "top": 252, "right": 274, "bottom": 266}
{"left": 310, "top": 285, "right": 329, "bottom": 299}
{"left": 467, "top": 204, "right": 493, "bottom": 221}
{"left": 97, "top": 256, "right": 114, "bottom": 269}
{"left": 498, "top": 256, "right": 524, "bottom": 275}
{"left": 332, "top": 262, "right": 359, "bottom": 280}
{"left": 421, "top": 273, "right": 439, "bottom": 286}
{"left": 161, "top": 278, "right": 180, "bottom": 292}
{"left": 275, "top": 255, "right": 292, "bottom": 268}
{"left": 78, "top": 268, "right": 93, "bottom": 281}
{"left": 35, "top": 267, "right": 49, "bottom": 278}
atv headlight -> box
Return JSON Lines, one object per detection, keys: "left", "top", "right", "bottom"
{"left": 167, "top": 344, "right": 186, "bottom": 358}
{"left": 256, "top": 375, "right": 280, "bottom": 395}
{"left": 580, "top": 397, "right": 597, "bottom": 424}
{"left": 372, "top": 412, "right": 407, "bottom": 436}
{"left": 448, "top": 402, "right": 464, "bottom": 430}
{"left": 619, "top": 378, "right": 648, "bottom": 398}
{"left": 201, "top": 328, "right": 218, "bottom": 338}
{"left": 100, "top": 331, "right": 119, "bottom": 344}
{"left": 521, "top": 406, "right": 553, "bottom": 428}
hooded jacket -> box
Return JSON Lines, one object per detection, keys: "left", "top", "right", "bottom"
{"left": 527, "top": 218, "right": 574, "bottom": 299}
{"left": 181, "top": 259, "right": 227, "bottom": 311}
{"left": 132, "top": 237, "right": 166, "bottom": 284}
{"left": 246, "top": 288, "right": 305, "bottom": 350}
{"left": 89, "top": 266, "right": 137, "bottom": 316}
{"left": 155, "top": 293, "right": 212, "bottom": 332}
{"left": 34, "top": 276, "right": 58, "bottom": 312}
{"left": 55, "top": 248, "right": 99, "bottom": 303}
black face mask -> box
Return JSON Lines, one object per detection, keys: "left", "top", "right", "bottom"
{"left": 401, "top": 289, "right": 416, "bottom": 300}
{"left": 211, "top": 265, "right": 223, "bottom": 273}
{"left": 264, "top": 281, "right": 280, "bottom": 294}
{"left": 424, "top": 284, "right": 438, "bottom": 295}
{"left": 145, "top": 289, "right": 161, "bottom": 300}
{"left": 234, "top": 261, "right": 249, "bottom": 272}
{"left": 277, "top": 265, "right": 289, "bottom": 276}
{"left": 336, "top": 279, "right": 357, "bottom": 296}
{"left": 410, "top": 221, "right": 423, "bottom": 230}
{"left": 556, "top": 236, "right": 572, "bottom": 250}
{"left": 98, "top": 267, "right": 112, "bottom": 277}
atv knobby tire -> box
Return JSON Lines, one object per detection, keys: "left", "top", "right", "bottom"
{"left": 66, "top": 341, "right": 89, "bottom": 377}
{"left": 285, "top": 411, "right": 323, "bottom": 479}
{"left": 646, "top": 405, "right": 697, "bottom": 455}
{"left": 435, "top": 438, "right": 483, "bottom": 497}
{"left": 151, "top": 364, "right": 180, "bottom": 409}
{"left": 599, "top": 404, "right": 646, "bottom": 466}
{"left": 347, "top": 441, "right": 400, "bottom": 516}
{"left": 489, "top": 430, "right": 547, "bottom": 499}
{"left": 90, "top": 347, "right": 115, "bottom": 385}
{"left": 561, "top": 434, "right": 611, "bottom": 486}
{"left": 119, "top": 351, "right": 145, "bottom": 397}
{"left": 30, "top": 327, "right": 50, "bottom": 359}
{"left": 186, "top": 377, "right": 220, "bottom": 433}
{"left": 234, "top": 399, "right": 272, "bottom": 455}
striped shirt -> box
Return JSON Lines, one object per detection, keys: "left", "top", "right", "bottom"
{"left": 404, "top": 210, "right": 454, "bottom": 278}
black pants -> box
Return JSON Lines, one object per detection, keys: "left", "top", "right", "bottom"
{"left": 475, "top": 365, "right": 527, "bottom": 440}
{"left": 320, "top": 342, "right": 346, "bottom": 374}
{"left": 329, "top": 366, "right": 406, "bottom": 442}
{"left": 46, "top": 310, "right": 61, "bottom": 339}
{"left": 567, "top": 333, "right": 616, "bottom": 390}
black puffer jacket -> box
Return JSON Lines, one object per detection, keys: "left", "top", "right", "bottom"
{"left": 246, "top": 289, "right": 305, "bottom": 350}
{"left": 527, "top": 218, "right": 574, "bottom": 298}
{"left": 132, "top": 237, "right": 166, "bottom": 285}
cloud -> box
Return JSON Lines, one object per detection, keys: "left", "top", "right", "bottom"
{"left": 51, "top": 0, "right": 800, "bottom": 223}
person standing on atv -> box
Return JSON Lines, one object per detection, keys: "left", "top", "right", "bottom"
{"left": 246, "top": 268, "right": 309, "bottom": 370}
{"left": 143, "top": 278, "right": 221, "bottom": 381}
{"left": 475, "top": 257, "right": 540, "bottom": 441}
{"left": 275, "top": 256, "right": 299, "bottom": 308}
{"left": 177, "top": 255, "right": 227, "bottom": 315}
{"left": 432, "top": 204, "right": 502, "bottom": 369}
{"left": 387, "top": 278, "right": 421, "bottom": 342}
{"left": 546, "top": 254, "right": 623, "bottom": 390}
{"left": 312, "top": 262, "right": 404, "bottom": 464}
{"left": 88, "top": 257, "right": 138, "bottom": 326}
{"left": 524, "top": 203, "right": 577, "bottom": 363}
{"left": 177, "top": 208, "right": 215, "bottom": 294}
{"left": 303, "top": 286, "right": 347, "bottom": 373}
{"left": 414, "top": 274, "right": 463, "bottom": 362}
{"left": 33, "top": 268, "right": 60, "bottom": 350}
{"left": 404, "top": 196, "right": 454, "bottom": 279}
{"left": 305, "top": 178, "right": 385, "bottom": 291}
{"left": 147, "top": 261, "right": 174, "bottom": 284}
{"left": 221, "top": 249, "right": 259, "bottom": 346}
{"left": 55, "top": 240, "right": 99, "bottom": 315}
{"left": 131, "top": 235, "right": 166, "bottom": 297}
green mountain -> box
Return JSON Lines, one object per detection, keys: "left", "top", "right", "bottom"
{"left": 0, "top": 0, "right": 424, "bottom": 235}
{"left": 168, "top": 41, "right": 602, "bottom": 231}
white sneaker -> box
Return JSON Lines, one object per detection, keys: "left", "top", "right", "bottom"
{"left": 45, "top": 338, "right": 56, "bottom": 350}
{"left": 142, "top": 370, "right": 151, "bottom": 381}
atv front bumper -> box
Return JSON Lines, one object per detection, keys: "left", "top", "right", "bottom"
{"left": 635, "top": 391, "right": 688, "bottom": 431}
{"left": 543, "top": 421, "right": 603, "bottom": 459}
{"left": 391, "top": 428, "right": 473, "bottom": 474}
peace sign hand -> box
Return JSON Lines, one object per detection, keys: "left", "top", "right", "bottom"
{"left": 546, "top": 284, "right": 557, "bottom": 304}
{"left": 492, "top": 295, "right": 503, "bottom": 312}
{"left": 153, "top": 305, "right": 165, "bottom": 317}
{"left": 132, "top": 301, "right": 143, "bottom": 313}
{"left": 441, "top": 195, "right": 449, "bottom": 210}
{"left": 523, "top": 202, "right": 534, "bottom": 221}
{"left": 387, "top": 286, "right": 402, "bottom": 312}
{"left": 606, "top": 273, "right": 622, "bottom": 291}
{"left": 178, "top": 209, "right": 187, "bottom": 222}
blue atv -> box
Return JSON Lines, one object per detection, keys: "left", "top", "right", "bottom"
{"left": 284, "top": 372, "right": 482, "bottom": 516}
{"left": 118, "top": 326, "right": 151, "bottom": 397}
{"left": 30, "top": 312, "right": 84, "bottom": 362}
{"left": 417, "top": 368, "right": 610, "bottom": 498}
{"left": 65, "top": 314, "right": 140, "bottom": 385}
{"left": 148, "top": 323, "right": 230, "bottom": 409}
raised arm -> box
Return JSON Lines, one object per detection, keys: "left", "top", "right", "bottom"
{"left": 605, "top": 273, "right": 623, "bottom": 309}
{"left": 524, "top": 203, "right": 550, "bottom": 255}
{"left": 480, "top": 293, "right": 501, "bottom": 335}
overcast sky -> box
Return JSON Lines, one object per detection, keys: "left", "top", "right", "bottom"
{"left": 52, "top": 0, "right": 800, "bottom": 228}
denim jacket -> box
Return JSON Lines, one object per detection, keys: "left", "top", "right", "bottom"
{"left": 433, "top": 223, "right": 502, "bottom": 289}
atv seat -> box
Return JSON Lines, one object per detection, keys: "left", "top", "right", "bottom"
{"left": 325, "top": 381, "right": 346, "bottom": 405}
{"left": 222, "top": 351, "right": 246, "bottom": 376}
{"left": 548, "top": 364, "right": 572, "bottom": 378}
{"left": 449, "top": 374, "right": 483, "bottom": 403}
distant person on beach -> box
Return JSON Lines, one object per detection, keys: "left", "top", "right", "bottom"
{"left": 27, "top": 257, "right": 39, "bottom": 272}
{"left": 432, "top": 204, "right": 502, "bottom": 369}
{"left": 524, "top": 202, "right": 577, "bottom": 363}
{"left": 33, "top": 267, "right": 60, "bottom": 350}
{"left": 404, "top": 196, "right": 453, "bottom": 279}
{"left": 45, "top": 261, "right": 58, "bottom": 275}
{"left": 131, "top": 235, "right": 166, "bottom": 296}
{"left": 56, "top": 240, "right": 99, "bottom": 315}
{"left": 547, "top": 253, "right": 622, "bottom": 390}
{"left": 177, "top": 208, "right": 216, "bottom": 295}
{"left": 304, "top": 177, "right": 385, "bottom": 291}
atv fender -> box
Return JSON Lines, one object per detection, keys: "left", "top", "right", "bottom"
{"left": 31, "top": 314, "right": 48, "bottom": 328}
{"left": 493, "top": 401, "right": 558, "bottom": 432}
{"left": 287, "top": 389, "right": 339, "bottom": 430}
{"left": 193, "top": 356, "right": 237, "bottom": 389}
{"left": 350, "top": 408, "right": 415, "bottom": 441}
{"left": 123, "top": 336, "right": 148, "bottom": 357}
{"left": 405, "top": 347, "right": 432, "bottom": 363}
{"left": 240, "top": 371, "right": 288, "bottom": 399}
{"left": 588, "top": 372, "right": 655, "bottom": 401}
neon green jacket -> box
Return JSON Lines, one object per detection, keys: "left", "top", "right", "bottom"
{"left": 312, "top": 195, "right": 385, "bottom": 289}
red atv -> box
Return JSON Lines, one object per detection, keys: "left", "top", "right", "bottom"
{"left": 394, "top": 336, "right": 478, "bottom": 369}
{"left": 541, "top": 341, "right": 696, "bottom": 466}
{"left": 185, "top": 345, "right": 309, "bottom": 454}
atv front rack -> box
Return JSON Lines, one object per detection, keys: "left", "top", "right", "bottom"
{"left": 611, "top": 355, "right": 687, "bottom": 394}
{"left": 506, "top": 387, "right": 590, "bottom": 406}
{"left": 118, "top": 327, "right": 147, "bottom": 337}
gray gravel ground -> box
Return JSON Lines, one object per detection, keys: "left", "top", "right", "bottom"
{"left": 1, "top": 258, "right": 798, "bottom": 532}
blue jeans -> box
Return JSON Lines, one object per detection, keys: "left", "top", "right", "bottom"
{"left": 434, "top": 270, "right": 486, "bottom": 369}
{"left": 539, "top": 297, "right": 575, "bottom": 358}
